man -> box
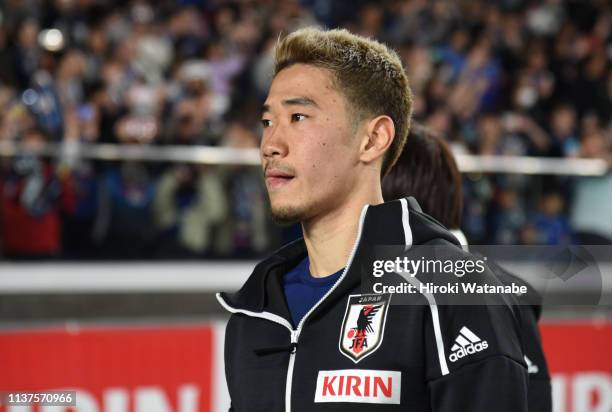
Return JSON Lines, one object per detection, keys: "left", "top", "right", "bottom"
{"left": 382, "top": 124, "right": 552, "bottom": 411}
{"left": 217, "top": 27, "right": 528, "bottom": 411}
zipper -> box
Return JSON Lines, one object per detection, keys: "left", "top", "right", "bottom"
{"left": 292, "top": 205, "right": 368, "bottom": 340}
{"left": 284, "top": 205, "right": 368, "bottom": 412}
{"left": 285, "top": 330, "right": 298, "bottom": 411}
{"left": 217, "top": 293, "right": 297, "bottom": 411}
{"left": 217, "top": 204, "right": 369, "bottom": 412}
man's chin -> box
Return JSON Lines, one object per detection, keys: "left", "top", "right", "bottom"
{"left": 270, "top": 205, "right": 306, "bottom": 225}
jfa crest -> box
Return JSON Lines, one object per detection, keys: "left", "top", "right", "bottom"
{"left": 339, "top": 293, "right": 391, "bottom": 363}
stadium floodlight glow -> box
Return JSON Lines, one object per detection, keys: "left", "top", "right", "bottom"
{"left": 38, "top": 28, "right": 65, "bottom": 52}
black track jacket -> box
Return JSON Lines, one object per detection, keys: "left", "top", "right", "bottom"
{"left": 217, "top": 198, "right": 529, "bottom": 411}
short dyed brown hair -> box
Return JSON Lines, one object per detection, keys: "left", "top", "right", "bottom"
{"left": 274, "top": 27, "right": 413, "bottom": 177}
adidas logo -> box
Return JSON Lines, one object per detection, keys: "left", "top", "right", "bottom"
{"left": 449, "top": 326, "right": 488, "bottom": 362}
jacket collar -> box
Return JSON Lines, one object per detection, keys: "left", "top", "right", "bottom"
{"left": 450, "top": 229, "right": 469, "bottom": 251}
{"left": 218, "top": 197, "right": 460, "bottom": 316}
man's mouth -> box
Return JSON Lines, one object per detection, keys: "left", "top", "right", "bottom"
{"left": 265, "top": 169, "right": 295, "bottom": 190}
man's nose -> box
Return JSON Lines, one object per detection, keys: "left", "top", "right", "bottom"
{"left": 261, "top": 124, "right": 288, "bottom": 159}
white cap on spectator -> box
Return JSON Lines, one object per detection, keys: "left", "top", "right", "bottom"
{"left": 180, "top": 61, "right": 211, "bottom": 84}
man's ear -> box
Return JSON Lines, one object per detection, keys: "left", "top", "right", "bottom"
{"left": 359, "top": 115, "right": 395, "bottom": 165}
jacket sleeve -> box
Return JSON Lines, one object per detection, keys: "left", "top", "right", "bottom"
{"left": 519, "top": 304, "right": 553, "bottom": 412}
{"left": 428, "top": 354, "right": 528, "bottom": 411}
{"left": 484, "top": 256, "right": 552, "bottom": 411}
{"left": 424, "top": 304, "right": 529, "bottom": 412}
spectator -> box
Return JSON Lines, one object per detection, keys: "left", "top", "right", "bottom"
{"left": 92, "top": 161, "right": 156, "bottom": 259}
{"left": 215, "top": 121, "right": 273, "bottom": 257}
{"left": 530, "top": 192, "right": 573, "bottom": 245}
{"left": 549, "top": 104, "right": 580, "bottom": 157}
{"left": 569, "top": 114, "right": 612, "bottom": 244}
{"left": 0, "top": 0, "right": 610, "bottom": 258}
{"left": 0, "top": 127, "right": 63, "bottom": 258}
{"left": 154, "top": 164, "right": 227, "bottom": 257}
{"left": 12, "top": 19, "right": 41, "bottom": 90}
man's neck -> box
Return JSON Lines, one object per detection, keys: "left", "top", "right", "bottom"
{"left": 302, "top": 188, "right": 384, "bottom": 278}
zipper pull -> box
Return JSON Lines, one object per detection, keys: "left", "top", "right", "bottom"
{"left": 291, "top": 330, "right": 299, "bottom": 353}
{"left": 254, "top": 330, "right": 299, "bottom": 356}
{"left": 254, "top": 344, "right": 296, "bottom": 356}
{"left": 290, "top": 330, "right": 298, "bottom": 354}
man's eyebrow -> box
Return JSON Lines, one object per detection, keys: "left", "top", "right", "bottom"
{"left": 282, "top": 96, "right": 319, "bottom": 108}
{"left": 262, "top": 96, "right": 320, "bottom": 114}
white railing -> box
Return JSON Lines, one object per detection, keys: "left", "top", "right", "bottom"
{"left": 0, "top": 141, "right": 608, "bottom": 176}
{"left": 0, "top": 261, "right": 610, "bottom": 295}
{"left": 455, "top": 154, "right": 608, "bottom": 176}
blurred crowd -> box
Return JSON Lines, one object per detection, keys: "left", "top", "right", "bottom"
{"left": 0, "top": 0, "right": 610, "bottom": 259}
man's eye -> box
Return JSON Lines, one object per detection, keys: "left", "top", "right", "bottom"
{"left": 261, "top": 119, "right": 273, "bottom": 128}
{"left": 291, "top": 113, "right": 307, "bottom": 122}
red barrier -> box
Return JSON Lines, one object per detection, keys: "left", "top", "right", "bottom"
{"left": 0, "top": 324, "right": 214, "bottom": 412}
{"left": 540, "top": 322, "right": 612, "bottom": 412}
{"left": 0, "top": 321, "right": 609, "bottom": 412}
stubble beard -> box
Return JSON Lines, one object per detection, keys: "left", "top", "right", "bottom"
{"left": 268, "top": 190, "right": 319, "bottom": 225}
{"left": 270, "top": 203, "right": 308, "bottom": 225}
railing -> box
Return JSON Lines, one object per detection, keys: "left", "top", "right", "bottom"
{"left": 0, "top": 141, "right": 608, "bottom": 176}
